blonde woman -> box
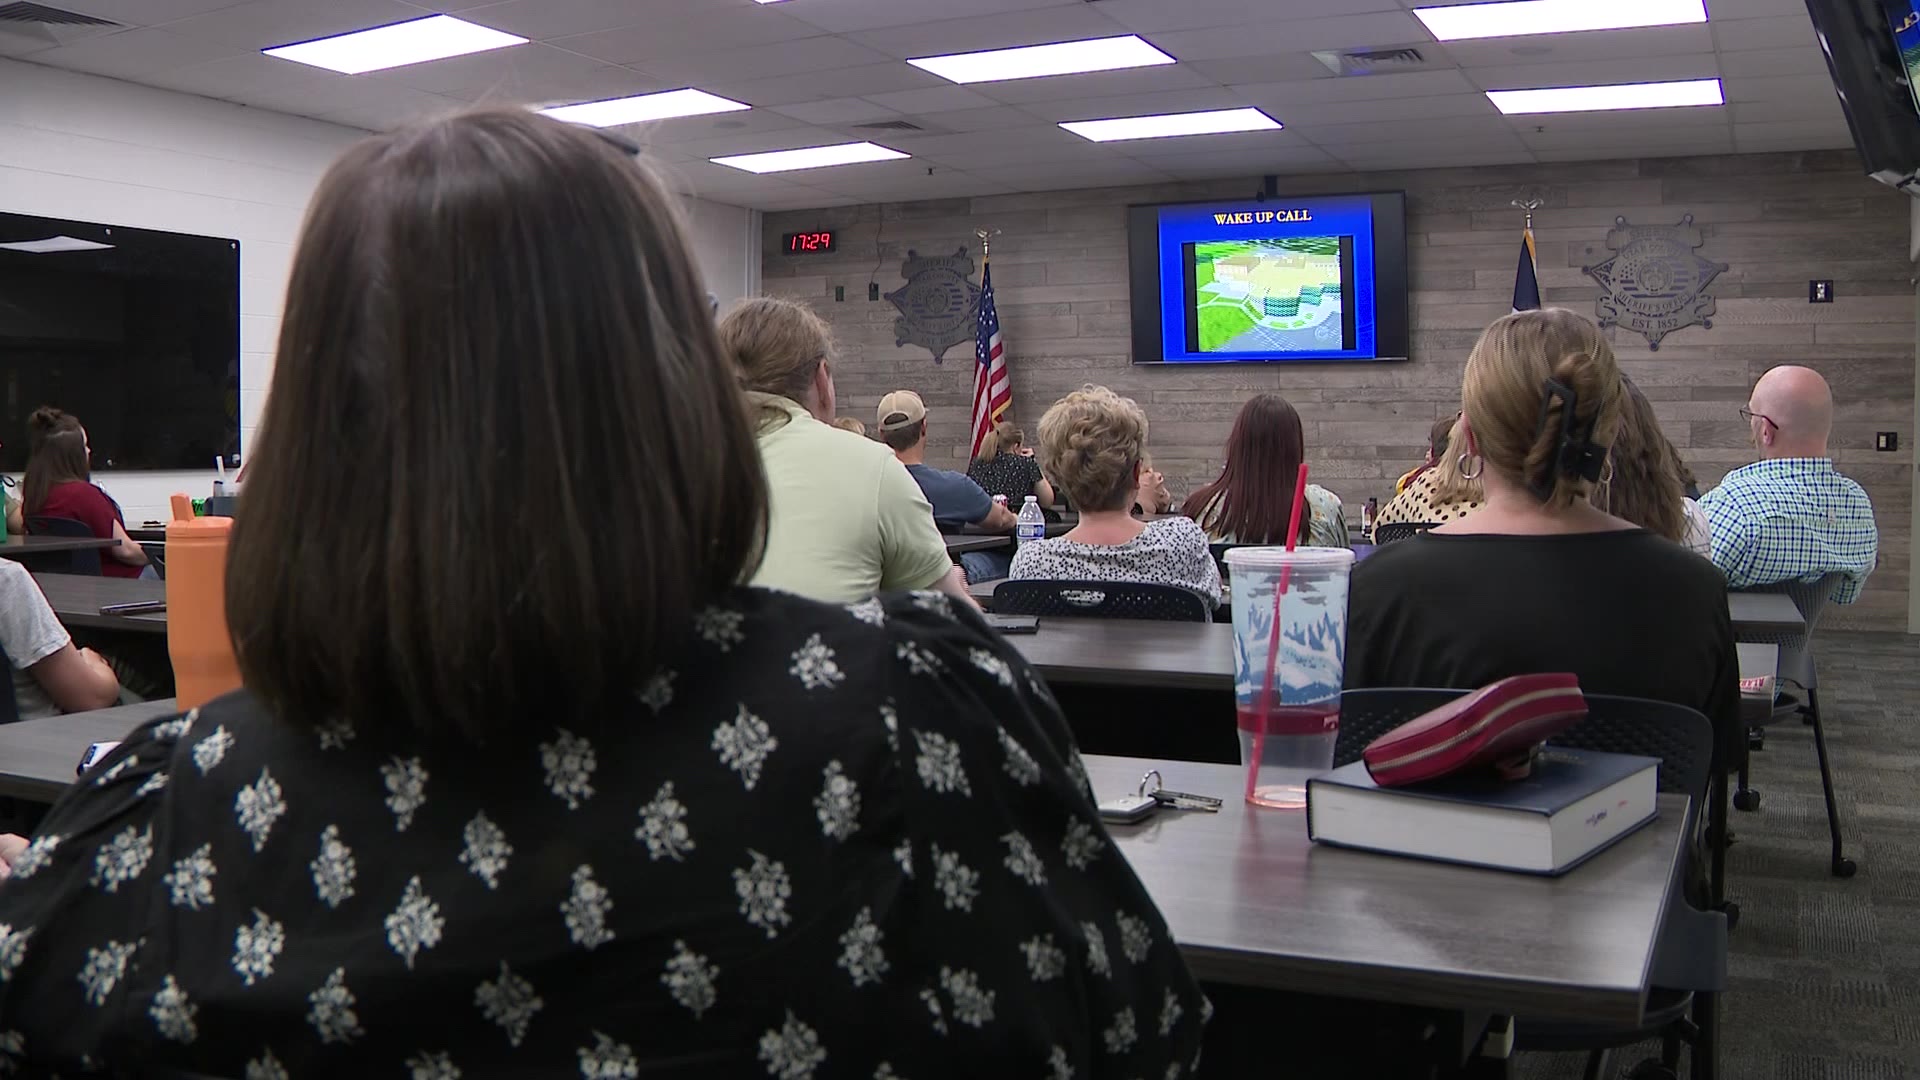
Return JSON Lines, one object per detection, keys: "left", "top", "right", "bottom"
{"left": 1369, "top": 414, "right": 1484, "bottom": 540}
{"left": 718, "top": 296, "right": 968, "bottom": 605}
{"left": 1345, "top": 308, "right": 1738, "bottom": 737}
{"left": 966, "top": 420, "right": 1054, "bottom": 510}
{"left": 1011, "top": 385, "right": 1222, "bottom": 609}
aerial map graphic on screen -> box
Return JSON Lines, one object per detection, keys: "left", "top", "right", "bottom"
{"left": 1190, "top": 237, "right": 1349, "bottom": 352}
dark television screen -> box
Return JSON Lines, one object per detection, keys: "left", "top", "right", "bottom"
{"left": 0, "top": 211, "right": 239, "bottom": 472}
{"left": 1805, "top": 0, "right": 1920, "bottom": 193}
{"left": 1127, "top": 191, "right": 1409, "bottom": 364}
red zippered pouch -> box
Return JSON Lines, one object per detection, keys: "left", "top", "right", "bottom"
{"left": 1362, "top": 674, "right": 1588, "bottom": 787}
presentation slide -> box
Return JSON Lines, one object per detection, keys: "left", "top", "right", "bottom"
{"left": 1186, "top": 236, "right": 1354, "bottom": 354}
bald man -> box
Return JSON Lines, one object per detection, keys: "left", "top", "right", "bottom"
{"left": 1698, "top": 365, "right": 1878, "bottom": 604}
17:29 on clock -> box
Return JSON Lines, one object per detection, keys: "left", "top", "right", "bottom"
{"left": 783, "top": 230, "right": 835, "bottom": 254}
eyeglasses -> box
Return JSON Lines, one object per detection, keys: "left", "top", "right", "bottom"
{"left": 1738, "top": 407, "right": 1778, "bottom": 431}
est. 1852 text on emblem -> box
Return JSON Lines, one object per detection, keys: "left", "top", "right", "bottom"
{"left": 1582, "top": 214, "right": 1727, "bottom": 351}
{"left": 885, "top": 247, "right": 983, "bottom": 363}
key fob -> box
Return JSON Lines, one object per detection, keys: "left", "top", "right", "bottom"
{"left": 1097, "top": 795, "right": 1158, "bottom": 824}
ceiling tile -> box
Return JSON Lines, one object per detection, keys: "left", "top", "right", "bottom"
{"left": 1232, "top": 69, "right": 1478, "bottom": 105}
{"left": 968, "top": 65, "right": 1217, "bottom": 105}
{"left": 369, "top": 41, "right": 638, "bottom": 97}
{"left": 670, "top": 124, "right": 880, "bottom": 161}
{"left": 1091, "top": 0, "right": 1400, "bottom": 34}
{"left": 56, "top": 0, "right": 252, "bottom": 23}
{"left": 458, "top": 0, "right": 716, "bottom": 40}
{"left": 775, "top": 0, "right": 1081, "bottom": 35}
{"left": 1147, "top": 145, "right": 1344, "bottom": 176}
{"left": 315, "top": 90, "right": 471, "bottom": 131}
{"left": 842, "top": 5, "right": 1127, "bottom": 59}
{"left": 1015, "top": 86, "right": 1249, "bottom": 123}
{"left": 1728, "top": 96, "right": 1845, "bottom": 125}
{"left": 1296, "top": 113, "right": 1517, "bottom": 148}
{"left": 1703, "top": 0, "right": 1819, "bottom": 18}
{"left": 0, "top": 31, "right": 56, "bottom": 58}
{"left": 1517, "top": 123, "right": 1734, "bottom": 149}
{"left": 9, "top": 26, "right": 243, "bottom": 79}
{"left": 639, "top": 35, "right": 895, "bottom": 86}
{"left": 1504, "top": 105, "right": 1729, "bottom": 134}
{"left": 859, "top": 85, "right": 1000, "bottom": 114}
{"left": 1720, "top": 74, "right": 1842, "bottom": 102}
{"left": 1110, "top": 129, "right": 1305, "bottom": 159}
{"left": 898, "top": 105, "right": 1038, "bottom": 133}
{"left": 770, "top": 97, "right": 903, "bottom": 125}
{"left": 1710, "top": 14, "right": 1819, "bottom": 52}
{"left": 1732, "top": 119, "right": 1859, "bottom": 144}
{"left": 1444, "top": 24, "right": 1715, "bottom": 68}
{"left": 1715, "top": 46, "right": 1830, "bottom": 78}
{"left": 1334, "top": 146, "right": 1534, "bottom": 170}
{"left": 712, "top": 63, "right": 949, "bottom": 108}
{"left": 157, "top": 0, "right": 435, "bottom": 50}
{"left": 986, "top": 158, "right": 1178, "bottom": 190}
{"left": 1147, "top": 12, "right": 1431, "bottom": 61}
{"left": 1182, "top": 53, "right": 1339, "bottom": 86}
{"left": 634, "top": 108, "right": 816, "bottom": 145}
{"left": 1274, "top": 92, "right": 1497, "bottom": 126}
{"left": 1465, "top": 54, "right": 1723, "bottom": 91}
{"left": 546, "top": 7, "right": 824, "bottom": 65}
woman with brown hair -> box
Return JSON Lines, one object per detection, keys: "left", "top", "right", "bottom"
{"left": 718, "top": 295, "right": 965, "bottom": 605}
{"left": 1182, "top": 393, "right": 1347, "bottom": 548}
{"left": 1602, "top": 377, "right": 1711, "bottom": 556}
{"left": 966, "top": 420, "right": 1054, "bottom": 511}
{"left": 1012, "top": 385, "right": 1222, "bottom": 608}
{"left": 21, "top": 416, "right": 151, "bottom": 577}
{"left": 1345, "top": 308, "right": 1737, "bottom": 735}
{"left": 0, "top": 109, "right": 1204, "bottom": 1075}
{"left": 1369, "top": 414, "right": 1485, "bottom": 540}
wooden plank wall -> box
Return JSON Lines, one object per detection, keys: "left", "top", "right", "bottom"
{"left": 758, "top": 150, "right": 1913, "bottom": 631}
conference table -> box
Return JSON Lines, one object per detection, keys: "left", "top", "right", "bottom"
{"left": 32, "top": 572, "right": 167, "bottom": 633}
{"left": 0, "top": 535, "right": 120, "bottom": 560}
{"left": 943, "top": 534, "right": 1010, "bottom": 557}
{"left": 0, "top": 699, "right": 1687, "bottom": 1033}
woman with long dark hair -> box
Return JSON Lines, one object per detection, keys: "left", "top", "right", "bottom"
{"left": 1182, "top": 393, "right": 1347, "bottom": 547}
{"left": 0, "top": 108, "right": 1203, "bottom": 1075}
{"left": 22, "top": 414, "right": 150, "bottom": 577}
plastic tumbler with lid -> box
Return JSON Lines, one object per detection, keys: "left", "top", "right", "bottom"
{"left": 1222, "top": 546, "right": 1355, "bottom": 809}
{"left": 165, "top": 493, "right": 243, "bottom": 709}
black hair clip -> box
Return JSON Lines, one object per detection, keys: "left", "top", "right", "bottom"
{"left": 1528, "top": 377, "right": 1606, "bottom": 501}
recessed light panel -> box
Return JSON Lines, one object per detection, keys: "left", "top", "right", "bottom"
{"left": 540, "top": 89, "right": 751, "bottom": 127}
{"left": 711, "top": 142, "right": 909, "bottom": 173}
{"left": 907, "top": 34, "right": 1176, "bottom": 85}
{"left": 1414, "top": 0, "right": 1707, "bottom": 41}
{"left": 0, "top": 236, "right": 114, "bottom": 253}
{"left": 1060, "top": 107, "right": 1281, "bottom": 142}
{"left": 1487, "top": 78, "right": 1722, "bottom": 114}
{"left": 263, "top": 15, "right": 528, "bottom": 75}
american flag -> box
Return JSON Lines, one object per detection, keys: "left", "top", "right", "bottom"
{"left": 969, "top": 261, "right": 1011, "bottom": 459}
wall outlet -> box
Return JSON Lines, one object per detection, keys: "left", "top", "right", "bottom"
{"left": 1876, "top": 431, "right": 1898, "bottom": 451}
{"left": 1809, "top": 279, "right": 1834, "bottom": 303}
{"left": 835, "top": 285, "right": 844, "bottom": 302}
{"left": 867, "top": 282, "right": 880, "bottom": 301}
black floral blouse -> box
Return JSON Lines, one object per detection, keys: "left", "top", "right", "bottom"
{"left": 0, "top": 588, "right": 1207, "bottom": 1076}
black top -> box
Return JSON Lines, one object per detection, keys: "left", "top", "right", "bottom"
{"left": 0, "top": 588, "right": 1206, "bottom": 1076}
{"left": 1345, "top": 529, "right": 1740, "bottom": 744}
{"left": 967, "top": 452, "right": 1044, "bottom": 507}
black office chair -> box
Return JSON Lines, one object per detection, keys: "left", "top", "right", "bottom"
{"left": 1339, "top": 689, "right": 1726, "bottom": 1080}
{"left": 21, "top": 516, "right": 104, "bottom": 576}
{"left": 1371, "top": 521, "right": 1434, "bottom": 545}
{"left": 992, "top": 580, "right": 1211, "bottom": 623}
{"left": 1730, "top": 573, "right": 1854, "bottom": 878}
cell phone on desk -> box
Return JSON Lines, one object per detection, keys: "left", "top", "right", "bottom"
{"left": 77, "top": 741, "right": 121, "bottom": 777}
{"left": 984, "top": 613, "right": 1039, "bottom": 634}
{"left": 99, "top": 600, "right": 167, "bottom": 616}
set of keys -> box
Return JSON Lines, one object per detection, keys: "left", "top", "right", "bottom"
{"left": 1096, "top": 769, "right": 1224, "bottom": 824}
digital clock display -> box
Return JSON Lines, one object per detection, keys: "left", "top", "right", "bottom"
{"left": 783, "top": 230, "right": 835, "bottom": 254}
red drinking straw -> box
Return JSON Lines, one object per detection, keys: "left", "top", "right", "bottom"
{"left": 1245, "top": 461, "right": 1312, "bottom": 801}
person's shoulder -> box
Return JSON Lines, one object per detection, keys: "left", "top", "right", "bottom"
{"left": 0, "top": 556, "right": 35, "bottom": 591}
{"left": 1145, "top": 515, "right": 1208, "bottom": 548}
{"left": 1306, "top": 483, "right": 1343, "bottom": 507}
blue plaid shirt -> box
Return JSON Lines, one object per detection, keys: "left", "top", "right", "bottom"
{"left": 1699, "top": 457, "right": 1878, "bottom": 605}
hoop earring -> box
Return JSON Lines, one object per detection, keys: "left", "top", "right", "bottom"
{"left": 1599, "top": 457, "right": 1615, "bottom": 484}
{"left": 1457, "top": 452, "right": 1483, "bottom": 480}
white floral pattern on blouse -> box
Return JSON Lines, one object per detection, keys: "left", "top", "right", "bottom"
{"left": 0, "top": 589, "right": 1207, "bottom": 1076}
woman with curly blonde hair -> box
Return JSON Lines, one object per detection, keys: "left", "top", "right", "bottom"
{"left": 1010, "top": 385, "right": 1222, "bottom": 609}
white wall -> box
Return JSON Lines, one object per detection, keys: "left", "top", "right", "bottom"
{"left": 2, "top": 57, "right": 762, "bottom": 523}
{"left": 1, "top": 57, "right": 361, "bottom": 522}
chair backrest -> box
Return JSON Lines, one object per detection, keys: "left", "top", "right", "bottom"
{"left": 1733, "top": 572, "right": 1843, "bottom": 688}
{"left": 1373, "top": 521, "right": 1433, "bottom": 545}
{"left": 21, "top": 516, "right": 104, "bottom": 576}
{"left": 992, "top": 579, "right": 1211, "bottom": 623}
{"left": 1337, "top": 688, "right": 1714, "bottom": 799}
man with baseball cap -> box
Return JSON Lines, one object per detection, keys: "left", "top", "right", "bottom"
{"left": 877, "top": 389, "right": 1018, "bottom": 580}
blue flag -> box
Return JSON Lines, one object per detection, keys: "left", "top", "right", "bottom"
{"left": 1512, "top": 227, "right": 1540, "bottom": 312}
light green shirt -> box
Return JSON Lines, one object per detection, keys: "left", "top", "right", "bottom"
{"left": 749, "top": 394, "right": 954, "bottom": 603}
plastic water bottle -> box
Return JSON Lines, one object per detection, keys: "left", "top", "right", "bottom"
{"left": 1017, "top": 495, "right": 1046, "bottom": 546}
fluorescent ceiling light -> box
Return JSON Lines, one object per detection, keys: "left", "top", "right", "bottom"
{"left": 0, "top": 235, "right": 113, "bottom": 253}
{"left": 908, "top": 34, "right": 1175, "bottom": 85}
{"left": 1414, "top": 0, "right": 1706, "bottom": 41}
{"left": 1487, "top": 78, "right": 1723, "bottom": 114}
{"left": 539, "top": 89, "right": 750, "bottom": 127}
{"left": 712, "top": 141, "right": 909, "bottom": 173}
{"left": 1061, "top": 107, "right": 1280, "bottom": 142}
{"left": 263, "top": 15, "right": 527, "bottom": 75}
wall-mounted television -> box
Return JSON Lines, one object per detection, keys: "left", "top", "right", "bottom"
{"left": 1805, "top": 0, "right": 1920, "bottom": 194}
{"left": 0, "top": 211, "right": 239, "bottom": 471}
{"left": 1127, "top": 191, "right": 1410, "bottom": 364}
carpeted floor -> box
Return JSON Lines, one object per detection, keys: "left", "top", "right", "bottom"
{"left": 1521, "top": 630, "right": 1920, "bottom": 1079}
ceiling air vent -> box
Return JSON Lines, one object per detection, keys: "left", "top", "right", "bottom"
{"left": 0, "top": 2, "right": 121, "bottom": 26}
{"left": 1312, "top": 46, "right": 1428, "bottom": 76}
{"left": 853, "top": 120, "right": 927, "bottom": 132}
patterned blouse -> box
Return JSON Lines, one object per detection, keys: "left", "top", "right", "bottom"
{"left": 1370, "top": 469, "right": 1481, "bottom": 541}
{"left": 1009, "top": 518, "right": 1225, "bottom": 611}
{"left": 0, "top": 589, "right": 1207, "bottom": 1076}
{"left": 1192, "top": 486, "right": 1350, "bottom": 550}
{"left": 966, "top": 452, "right": 1045, "bottom": 508}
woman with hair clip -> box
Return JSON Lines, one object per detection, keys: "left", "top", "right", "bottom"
{"left": 1344, "top": 308, "right": 1738, "bottom": 735}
